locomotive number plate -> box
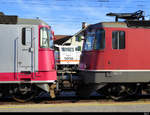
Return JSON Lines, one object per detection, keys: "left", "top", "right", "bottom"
{"left": 64, "top": 57, "right": 73, "bottom": 60}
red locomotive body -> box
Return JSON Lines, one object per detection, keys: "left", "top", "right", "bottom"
{"left": 78, "top": 11, "right": 150, "bottom": 100}
{"left": 80, "top": 24, "right": 150, "bottom": 71}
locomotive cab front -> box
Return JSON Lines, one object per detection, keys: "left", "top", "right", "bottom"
{"left": 78, "top": 12, "right": 150, "bottom": 100}
{"left": 38, "top": 26, "right": 56, "bottom": 72}
{"left": 80, "top": 27, "right": 105, "bottom": 71}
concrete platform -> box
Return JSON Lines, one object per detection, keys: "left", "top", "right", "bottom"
{"left": 0, "top": 101, "right": 150, "bottom": 112}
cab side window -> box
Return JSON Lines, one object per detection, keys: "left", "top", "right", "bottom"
{"left": 112, "top": 31, "right": 125, "bottom": 49}
{"left": 94, "top": 29, "right": 105, "bottom": 50}
{"left": 22, "top": 28, "right": 26, "bottom": 45}
{"left": 22, "top": 28, "right": 32, "bottom": 46}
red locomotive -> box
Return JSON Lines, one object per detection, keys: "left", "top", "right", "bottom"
{"left": 0, "top": 13, "right": 57, "bottom": 102}
{"left": 78, "top": 10, "right": 150, "bottom": 100}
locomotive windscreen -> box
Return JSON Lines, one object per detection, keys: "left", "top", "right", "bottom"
{"left": 0, "top": 15, "right": 18, "bottom": 24}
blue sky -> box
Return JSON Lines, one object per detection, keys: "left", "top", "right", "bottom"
{"left": 1, "top": 0, "right": 150, "bottom": 35}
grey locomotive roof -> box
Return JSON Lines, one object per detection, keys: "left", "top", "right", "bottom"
{"left": 17, "top": 18, "right": 49, "bottom": 25}
{"left": 0, "top": 15, "right": 49, "bottom": 25}
{"left": 89, "top": 22, "right": 128, "bottom": 28}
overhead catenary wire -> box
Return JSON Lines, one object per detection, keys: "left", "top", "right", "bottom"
{"left": 1, "top": 0, "right": 150, "bottom": 34}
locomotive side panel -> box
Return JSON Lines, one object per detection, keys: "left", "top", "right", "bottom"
{"left": 17, "top": 25, "right": 38, "bottom": 73}
{"left": 79, "top": 24, "right": 150, "bottom": 84}
{"left": 0, "top": 25, "right": 40, "bottom": 82}
{"left": 127, "top": 28, "right": 150, "bottom": 69}
{"left": 101, "top": 27, "right": 150, "bottom": 70}
{"left": 0, "top": 25, "right": 19, "bottom": 73}
{"left": 104, "top": 27, "right": 128, "bottom": 70}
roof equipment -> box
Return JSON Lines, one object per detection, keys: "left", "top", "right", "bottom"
{"left": 106, "top": 10, "right": 145, "bottom": 22}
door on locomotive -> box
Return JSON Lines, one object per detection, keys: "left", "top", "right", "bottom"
{"left": 17, "top": 27, "right": 33, "bottom": 75}
{"left": 12, "top": 26, "right": 57, "bottom": 102}
{"left": 106, "top": 29, "right": 127, "bottom": 69}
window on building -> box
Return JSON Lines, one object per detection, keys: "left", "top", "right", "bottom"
{"left": 75, "top": 46, "right": 81, "bottom": 51}
{"left": 112, "top": 31, "right": 125, "bottom": 49}
{"left": 76, "top": 35, "right": 84, "bottom": 42}
{"left": 76, "top": 36, "right": 79, "bottom": 41}
{"left": 94, "top": 29, "right": 105, "bottom": 50}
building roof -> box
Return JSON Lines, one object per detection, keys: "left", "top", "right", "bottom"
{"left": 54, "top": 35, "right": 72, "bottom": 40}
{"left": 54, "top": 23, "right": 90, "bottom": 45}
{"left": 54, "top": 35, "right": 72, "bottom": 45}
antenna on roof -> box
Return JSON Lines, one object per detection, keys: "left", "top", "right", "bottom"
{"left": 106, "top": 10, "right": 145, "bottom": 22}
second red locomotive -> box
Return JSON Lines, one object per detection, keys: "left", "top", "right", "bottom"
{"left": 78, "top": 10, "right": 150, "bottom": 100}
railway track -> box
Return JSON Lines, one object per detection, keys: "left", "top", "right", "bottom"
{"left": 0, "top": 92, "right": 150, "bottom": 105}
